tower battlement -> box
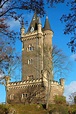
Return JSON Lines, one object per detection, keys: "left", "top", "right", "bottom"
{"left": 51, "top": 79, "right": 64, "bottom": 86}
{"left": 8, "top": 78, "right": 42, "bottom": 87}
{"left": 7, "top": 78, "right": 64, "bottom": 87}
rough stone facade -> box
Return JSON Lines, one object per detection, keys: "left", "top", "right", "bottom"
{"left": 7, "top": 13, "right": 65, "bottom": 104}
{"left": 7, "top": 77, "right": 64, "bottom": 104}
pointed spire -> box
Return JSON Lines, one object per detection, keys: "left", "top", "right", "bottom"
{"left": 21, "top": 19, "right": 25, "bottom": 37}
{"left": 44, "top": 16, "right": 51, "bottom": 30}
{"left": 21, "top": 19, "right": 24, "bottom": 28}
{"left": 28, "top": 12, "right": 39, "bottom": 32}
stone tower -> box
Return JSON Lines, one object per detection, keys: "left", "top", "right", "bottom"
{"left": 21, "top": 13, "right": 53, "bottom": 81}
{"left": 6, "top": 13, "right": 64, "bottom": 104}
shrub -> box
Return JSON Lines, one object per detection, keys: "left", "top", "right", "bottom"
{"left": 74, "top": 96, "right": 76, "bottom": 104}
{"left": 0, "top": 104, "right": 9, "bottom": 114}
{"left": 49, "top": 104, "right": 68, "bottom": 114}
{"left": 54, "top": 95, "right": 66, "bottom": 104}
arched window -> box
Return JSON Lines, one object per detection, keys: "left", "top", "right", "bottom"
{"left": 28, "top": 59, "right": 32, "bottom": 64}
{"left": 21, "top": 93, "right": 28, "bottom": 99}
{"left": 27, "top": 44, "right": 34, "bottom": 51}
{"left": 10, "top": 94, "right": 14, "bottom": 100}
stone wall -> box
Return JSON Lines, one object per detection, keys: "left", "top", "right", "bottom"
{"left": 49, "top": 80, "right": 64, "bottom": 103}
{"left": 7, "top": 78, "right": 64, "bottom": 104}
{"left": 22, "top": 31, "right": 43, "bottom": 81}
{"left": 7, "top": 79, "right": 46, "bottom": 104}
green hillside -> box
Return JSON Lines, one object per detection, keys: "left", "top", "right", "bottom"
{"left": 0, "top": 104, "right": 47, "bottom": 114}
{"left": 0, "top": 103, "right": 76, "bottom": 114}
{"left": 10, "top": 104, "right": 47, "bottom": 114}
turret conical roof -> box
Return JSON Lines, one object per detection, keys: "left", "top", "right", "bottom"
{"left": 44, "top": 16, "right": 51, "bottom": 30}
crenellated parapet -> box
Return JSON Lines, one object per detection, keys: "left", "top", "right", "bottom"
{"left": 7, "top": 78, "right": 43, "bottom": 90}
{"left": 51, "top": 78, "right": 65, "bottom": 87}
{"left": 7, "top": 78, "right": 64, "bottom": 90}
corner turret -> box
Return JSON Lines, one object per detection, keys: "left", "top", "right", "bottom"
{"left": 43, "top": 16, "right": 53, "bottom": 46}
{"left": 20, "top": 20, "right": 25, "bottom": 37}
{"left": 60, "top": 78, "right": 65, "bottom": 86}
{"left": 38, "top": 17, "right": 42, "bottom": 34}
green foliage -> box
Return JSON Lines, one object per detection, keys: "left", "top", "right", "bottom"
{"left": 0, "top": 104, "right": 9, "bottom": 114}
{"left": 49, "top": 105, "right": 68, "bottom": 114}
{"left": 54, "top": 95, "right": 66, "bottom": 104}
{"left": 70, "top": 105, "right": 76, "bottom": 114}
{"left": 0, "top": 104, "right": 47, "bottom": 114}
{"left": 1, "top": 103, "right": 76, "bottom": 114}
{"left": 74, "top": 96, "right": 76, "bottom": 104}
{"left": 8, "top": 104, "right": 47, "bottom": 114}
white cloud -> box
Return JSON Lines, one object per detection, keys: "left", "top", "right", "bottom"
{"left": 0, "top": 74, "right": 4, "bottom": 80}
{"left": 70, "top": 54, "right": 76, "bottom": 61}
{"left": 7, "top": 19, "right": 20, "bottom": 31}
{"left": 64, "top": 81, "right": 76, "bottom": 103}
{"left": 7, "top": 13, "right": 33, "bottom": 32}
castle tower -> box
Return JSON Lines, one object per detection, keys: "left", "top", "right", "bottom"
{"left": 7, "top": 13, "right": 64, "bottom": 105}
{"left": 21, "top": 13, "right": 43, "bottom": 81}
{"left": 21, "top": 13, "right": 53, "bottom": 81}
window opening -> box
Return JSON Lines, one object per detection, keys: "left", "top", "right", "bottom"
{"left": 10, "top": 94, "right": 14, "bottom": 100}
{"left": 27, "top": 44, "right": 34, "bottom": 51}
{"left": 28, "top": 59, "right": 32, "bottom": 64}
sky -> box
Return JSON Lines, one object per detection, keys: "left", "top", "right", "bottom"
{"left": 0, "top": 2, "right": 76, "bottom": 103}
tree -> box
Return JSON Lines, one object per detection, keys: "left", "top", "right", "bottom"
{"left": 0, "top": 0, "right": 45, "bottom": 78}
{"left": 60, "top": 0, "right": 76, "bottom": 53}
{"left": 50, "top": 95, "right": 68, "bottom": 114}
{"left": 0, "top": 104, "right": 9, "bottom": 114}
{"left": 47, "top": 0, "right": 76, "bottom": 53}
{"left": 54, "top": 95, "right": 66, "bottom": 105}
{"left": 69, "top": 92, "right": 76, "bottom": 104}
{"left": 74, "top": 96, "right": 76, "bottom": 104}
{"left": 44, "top": 45, "right": 71, "bottom": 79}
{"left": 43, "top": 45, "right": 71, "bottom": 109}
{"left": 46, "top": 0, "right": 76, "bottom": 52}
{"left": 0, "top": 38, "right": 21, "bottom": 81}
{"left": 0, "top": 0, "right": 45, "bottom": 36}
{"left": 25, "top": 44, "right": 70, "bottom": 108}
{"left": 0, "top": 0, "right": 75, "bottom": 78}
{"left": 8, "top": 84, "right": 45, "bottom": 104}
{"left": 0, "top": 0, "right": 75, "bottom": 51}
